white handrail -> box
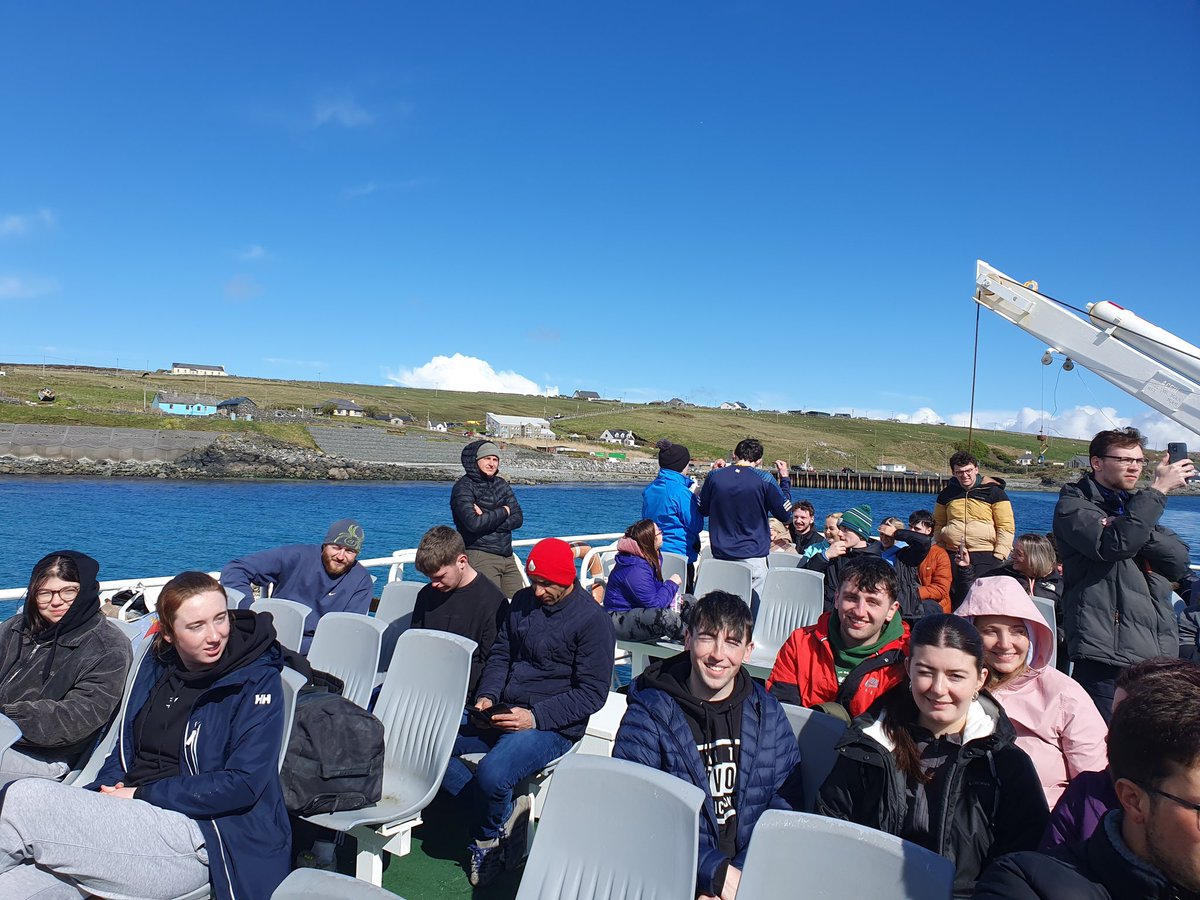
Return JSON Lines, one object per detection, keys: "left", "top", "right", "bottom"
{"left": 0, "top": 532, "right": 629, "bottom": 602}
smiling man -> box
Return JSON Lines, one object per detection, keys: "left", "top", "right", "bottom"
{"left": 220, "top": 518, "right": 372, "bottom": 654}
{"left": 767, "top": 557, "right": 910, "bottom": 720}
{"left": 1053, "top": 427, "right": 1195, "bottom": 721}
{"left": 615, "top": 591, "right": 802, "bottom": 900}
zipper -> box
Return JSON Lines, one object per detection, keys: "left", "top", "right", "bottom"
{"left": 1, "top": 643, "right": 44, "bottom": 688}
{"left": 1114, "top": 609, "right": 1121, "bottom": 651}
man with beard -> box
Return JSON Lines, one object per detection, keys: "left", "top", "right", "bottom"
{"left": 220, "top": 518, "right": 372, "bottom": 653}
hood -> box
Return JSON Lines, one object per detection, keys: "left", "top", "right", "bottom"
{"left": 23, "top": 549, "right": 101, "bottom": 638}
{"left": 157, "top": 608, "right": 279, "bottom": 687}
{"left": 638, "top": 651, "right": 753, "bottom": 720}
{"left": 954, "top": 576, "right": 1054, "bottom": 669}
{"left": 981, "top": 474, "right": 1006, "bottom": 489}
{"left": 855, "top": 691, "right": 1007, "bottom": 753}
{"left": 460, "top": 440, "right": 490, "bottom": 481}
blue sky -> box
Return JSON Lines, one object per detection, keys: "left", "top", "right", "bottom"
{"left": 2, "top": 2, "right": 1198, "bottom": 446}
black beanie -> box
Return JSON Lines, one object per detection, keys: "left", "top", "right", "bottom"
{"left": 657, "top": 439, "right": 690, "bottom": 472}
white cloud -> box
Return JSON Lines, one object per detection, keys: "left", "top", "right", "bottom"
{"left": 939, "top": 404, "right": 1200, "bottom": 447}
{"left": 0, "top": 209, "right": 55, "bottom": 238}
{"left": 342, "top": 181, "right": 378, "bottom": 199}
{"left": 224, "top": 274, "right": 264, "bottom": 301}
{"left": 388, "top": 353, "right": 558, "bottom": 396}
{"left": 0, "top": 275, "right": 58, "bottom": 299}
{"left": 238, "top": 244, "right": 268, "bottom": 261}
{"left": 314, "top": 93, "right": 374, "bottom": 128}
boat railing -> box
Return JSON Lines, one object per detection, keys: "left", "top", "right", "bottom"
{"left": 0, "top": 532, "right": 627, "bottom": 604}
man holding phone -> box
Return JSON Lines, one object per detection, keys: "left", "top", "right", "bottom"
{"left": 1053, "top": 427, "right": 1196, "bottom": 721}
{"left": 440, "top": 538, "right": 615, "bottom": 887}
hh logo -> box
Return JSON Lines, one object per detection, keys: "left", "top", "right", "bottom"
{"left": 255, "top": 694, "right": 272, "bottom": 705}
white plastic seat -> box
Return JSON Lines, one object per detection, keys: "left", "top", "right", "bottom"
{"left": 579, "top": 543, "right": 619, "bottom": 591}
{"left": 515, "top": 753, "right": 704, "bottom": 900}
{"left": 307, "top": 612, "right": 387, "bottom": 709}
{"left": 768, "top": 551, "right": 802, "bottom": 569}
{"left": 374, "top": 580, "right": 423, "bottom": 674}
{"left": 223, "top": 585, "right": 247, "bottom": 609}
{"left": 251, "top": 597, "right": 310, "bottom": 654}
{"left": 780, "top": 704, "right": 847, "bottom": 811}
{"left": 271, "top": 869, "right": 405, "bottom": 899}
{"left": 750, "top": 568, "right": 825, "bottom": 665}
{"left": 0, "top": 712, "right": 20, "bottom": 756}
{"left": 1031, "top": 595, "right": 1058, "bottom": 669}
{"left": 693, "top": 558, "right": 753, "bottom": 606}
{"left": 736, "top": 810, "right": 955, "bottom": 899}
{"left": 661, "top": 551, "right": 688, "bottom": 588}
{"left": 304, "top": 629, "right": 476, "bottom": 886}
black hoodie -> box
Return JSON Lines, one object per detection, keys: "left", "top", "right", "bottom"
{"left": 125, "top": 609, "right": 277, "bottom": 787}
{"left": 641, "top": 654, "right": 752, "bottom": 862}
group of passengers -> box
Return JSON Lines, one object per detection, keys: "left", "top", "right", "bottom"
{"left": 1, "top": 427, "right": 1197, "bottom": 898}
{"left": 617, "top": 427, "right": 1199, "bottom": 898}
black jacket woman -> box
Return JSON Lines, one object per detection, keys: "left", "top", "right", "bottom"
{"left": 0, "top": 550, "right": 132, "bottom": 783}
{"left": 816, "top": 614, "right": 1048, "bottom": 898}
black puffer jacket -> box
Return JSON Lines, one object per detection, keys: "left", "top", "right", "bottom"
{"left": 1053, "top": 476, "right": 1190, "bottom": 665}
{"left": 815, "top": 692, "right": 1048, "bottom": 898}
{"left": 0, "top": 550, "right": 133, "bottom": 764}
{"left": 450, "top": 440, "right": 524, "bottom": 557}
{"left": 975, "top": 810, "right": 1196, "bottom": 899}
{"left": 805, "top": 540, "right": 923, "bottom": 617}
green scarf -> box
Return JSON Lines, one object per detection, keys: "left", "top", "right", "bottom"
{"left": 827, "top": 613, "right": 904, "bottom": 683}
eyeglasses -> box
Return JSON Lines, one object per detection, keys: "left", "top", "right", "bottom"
{"left": 34, "top": 585, "right": 80, "bottom": 605}
{"left": 1139, "top": 783, "right": 1200, "bottom": 828}
{"left": 1101, "top": 455, "right": 1147, "bottom": 467}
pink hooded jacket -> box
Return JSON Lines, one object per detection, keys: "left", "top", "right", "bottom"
{"left": 956, "top": 576, "right": 1108, "bottom": 807}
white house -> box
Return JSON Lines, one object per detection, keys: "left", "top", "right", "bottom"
{"left": 876, "top": 463, "right": 908, "bottom": 473}
{"left": 719, "top": 401, "right": 750, "bottom": 411}
{"left": 171, "top": 363, "right": 227, "bottom": 377}
{"left": 313, "top": 398, "right": 364, "bottom": 418}
{"left": 1016, "top": 451, "right": 1035, "bottom": 466}
{"left": 486, "top": 413, "right": 556, "bottom": 440}
{"left": 599, "top": 429, "right": 638, "bottom": 447}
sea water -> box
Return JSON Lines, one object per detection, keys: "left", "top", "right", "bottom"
{"left": 2, "top": 476, "right": 1199, "bottom": 616}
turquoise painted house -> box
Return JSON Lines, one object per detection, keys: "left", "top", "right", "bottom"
{"left": 154, "top": 391, "right": 218, "bottom": 417}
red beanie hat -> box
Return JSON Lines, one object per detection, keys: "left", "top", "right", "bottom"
{"left": 525, "top": 538, "right": 576, "bottom": 586}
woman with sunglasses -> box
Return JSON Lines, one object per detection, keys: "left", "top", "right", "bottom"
{"left": 0, "top": 551, "right": 131, "bottom": 784}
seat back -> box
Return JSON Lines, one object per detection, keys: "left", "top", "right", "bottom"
{"left": 768, "top": 552, "right": 802, "bottom": 569}
{"left": 660, "top": 552, "right": 688, "bottom": 589}
{"left": 0, "top": 712, "right": 21, "bottom": 755}
{"left": 308, "top": 613, "right": 387, "bottom": 709}
{"left": 251, "top": 597, "right": 310, "bottom": 653}
{"left": 1031, "top": 595, "right": 1057, "bottom": 669}
{"left": 374, "top": 629, "right": 474, "bottom": 811}
{"left": 271, "top": 868, "right": 406, "bottom": 899}
{"left": 374, "top": 580, "right": 423, "bottom": 672}
{"left": 516, "top": 754, "right": 704, "bottom": 900}
{"left": 751, "top": 568, "right": 824, "bottom": 662}
{"left": 693, "top": 558, "right": 753, "bottom": 606}
{"left": 224, "top": 585, "right": 247, "bottom": 609}
{"left": 736, "top": 810, "right": 954, "bottom": 900}
{"left": 780, "top": 704, "right": 847, "bottom": 811}
{"left": 278, "top": 666, "right": 308, "bottom": 772}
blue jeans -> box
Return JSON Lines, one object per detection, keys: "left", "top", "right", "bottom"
{"left": 442, "top": 724, "right": 572, "bottom": 840}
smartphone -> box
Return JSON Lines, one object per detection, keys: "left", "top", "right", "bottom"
{"left": 1168, "top": 442, "right": 1188, "bottom": 465}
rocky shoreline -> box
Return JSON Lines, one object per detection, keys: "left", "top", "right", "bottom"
{"left": 0, "top": 433, "right": 654, "bottom": 484}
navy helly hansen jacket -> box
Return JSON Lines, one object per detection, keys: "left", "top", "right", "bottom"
{"left": 90, "top": 639, "right": 290, "bottom": 900}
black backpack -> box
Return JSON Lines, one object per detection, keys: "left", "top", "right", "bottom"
{"left": 279, "top": 651, "right": 385, "bottom": 817}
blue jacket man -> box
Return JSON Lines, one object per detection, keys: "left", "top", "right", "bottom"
{"left": 614, "top": 592, "right": 802, "bottom": 898}
{"left": 643, "top": 440, "right": 702, "bottom": 564}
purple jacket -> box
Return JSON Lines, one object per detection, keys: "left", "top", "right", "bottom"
{"left": 1040, "top": 768, "right": 1118, "bottom": 850}
{"left": 603, "top": 552, "right": 679, "bottom": 612}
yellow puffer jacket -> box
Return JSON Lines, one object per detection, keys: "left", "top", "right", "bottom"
{"left": 934, "top": 475, "right": 1016, "bottom": 560}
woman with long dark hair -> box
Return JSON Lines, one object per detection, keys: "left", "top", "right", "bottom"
{"left": 603, "top": 519, "right": 686, "bottom": 641}
{"left": 0, "top": 551, "right": 131, "bottom": 784}
{"left": 816, "top": 614, "right": 1048, "bottom": 898}
{"left": 0, "top": 571, "right": 291, "bottom": 899}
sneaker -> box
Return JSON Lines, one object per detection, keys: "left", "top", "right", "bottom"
{"left": 467, "top": 838, "right": 504, "bottom": 887}
{"left": 502, "top": 794, "right": 532, "bottom": 869}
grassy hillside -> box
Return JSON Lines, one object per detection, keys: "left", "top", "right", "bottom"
{"left": 0, "top": 364, "right": 1090, "bottom": 472}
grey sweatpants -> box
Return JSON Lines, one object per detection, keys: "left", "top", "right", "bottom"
{"left": 0, "top": 749, "right": 70, "bottom": 789}
{"left": 0, "top": 778, "right": 209, "bottom": 899}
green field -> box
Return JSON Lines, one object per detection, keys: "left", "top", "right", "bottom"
{"left": 0, "top": 364, "right": 1090, "bottom": 473}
